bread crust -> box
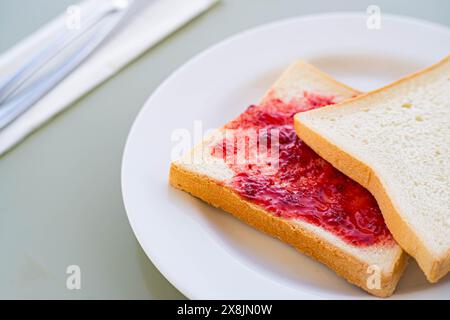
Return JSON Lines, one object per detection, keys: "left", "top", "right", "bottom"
{"left": 294, "top": 55, "right": 450, "bottom": 282}
{"left": 169, "top": 163, "right": 407, "bottom": 297}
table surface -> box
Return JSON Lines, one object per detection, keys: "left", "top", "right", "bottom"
{"left": 0, "top": 0, "right": 448, "bottom": 299}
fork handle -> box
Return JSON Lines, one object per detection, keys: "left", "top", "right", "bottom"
{"left": 0, "top": 3, "right": 127, "bottom": 105}
{"left": 0, "top": 11, "right": 125, "bottom": 130}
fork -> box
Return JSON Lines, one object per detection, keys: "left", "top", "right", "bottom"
{"left": 0, "top": 0, "right": 133, "bottom": 130}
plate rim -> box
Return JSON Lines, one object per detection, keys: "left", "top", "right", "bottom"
{"left": 121, "top": 12, "right": 450, "bottom": 299}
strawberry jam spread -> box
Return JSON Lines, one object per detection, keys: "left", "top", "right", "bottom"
{"left": 211, "top": 91, "right": 393, "bottom": 246}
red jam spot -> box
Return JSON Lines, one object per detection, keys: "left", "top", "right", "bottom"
{"left": 212, "top": 91, "right": 393, "bottom": 246}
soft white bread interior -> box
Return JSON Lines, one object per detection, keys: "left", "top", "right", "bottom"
{"left": 170, "top": 61, "right": 407, "bottom": 297}
{"left": 295, "top": 55, "right": 450, "bottom": 283}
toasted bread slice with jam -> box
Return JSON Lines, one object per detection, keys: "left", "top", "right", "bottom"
{"left": 170, "top": 61, "right": 407, "bottom": 297}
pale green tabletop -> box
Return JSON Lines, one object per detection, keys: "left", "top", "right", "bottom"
{"left": 0, "top": 0, "right": 448, "bottom": 299}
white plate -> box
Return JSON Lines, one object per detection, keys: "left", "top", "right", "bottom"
{"left": 121, "top": 13, "right": 450, "bottom": 299}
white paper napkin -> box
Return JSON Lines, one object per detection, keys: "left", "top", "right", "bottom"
{"left": 0, "top": 0, "right": 217, "bottom": 156}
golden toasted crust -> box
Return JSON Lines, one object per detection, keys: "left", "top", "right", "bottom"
{"left": 169, "top": 163, "right": 408, "bottom": 297}
{"left": 294, "top": 55, "right": 450, "bottom": 282}
{"left": 263, "top": 60, "right": 363, "bottom": 104}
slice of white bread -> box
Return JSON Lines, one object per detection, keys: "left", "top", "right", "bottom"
{"left": 295, "top": 55, "right": 450, "bottom": 283}
{"left": 170, "top": 61, "right": 407, "bottom": 297}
